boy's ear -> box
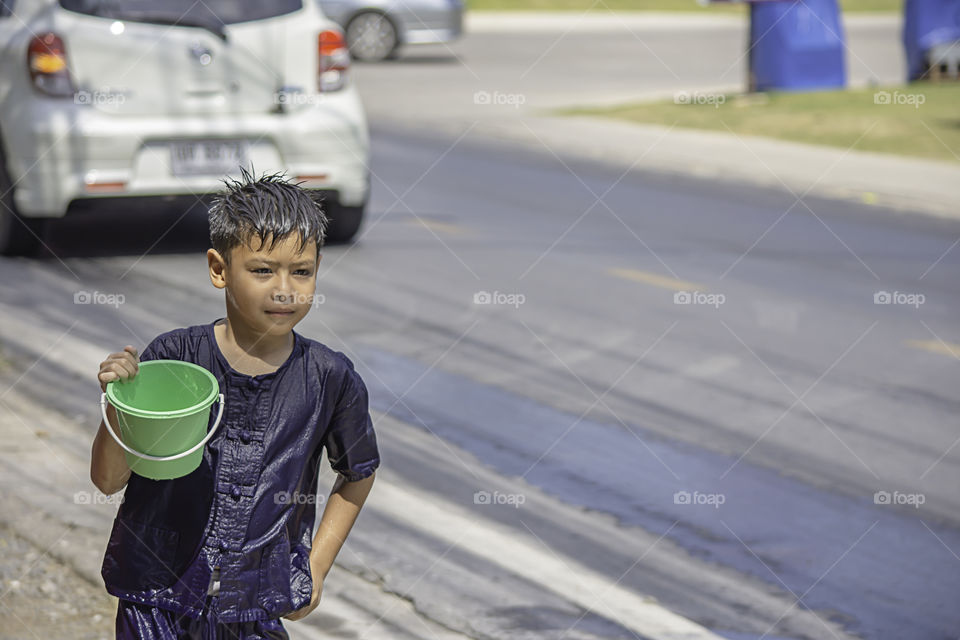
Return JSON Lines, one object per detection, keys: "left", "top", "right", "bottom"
{"left": 208, "top": 249, "right": 228, "bottom": 289}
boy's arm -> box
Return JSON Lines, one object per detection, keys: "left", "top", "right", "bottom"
{"left": 309, "top": 471, "right": 376, "bottom": 579}
{"left": 90, "top": 404, "right": 133, "bottom": 495}
{"left": 90, "top": 345, "right": 139, "bottom": 495}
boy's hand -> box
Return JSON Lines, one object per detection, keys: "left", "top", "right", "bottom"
{"left": 283, "top": 568, "right": 324, "bottom": 622}
{"left": 98, "top": 346, "right": 139, "bottom": 393}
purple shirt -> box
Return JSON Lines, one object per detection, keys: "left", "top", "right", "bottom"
{"left": 100, "top": 317, "right": 380, "bottom": 622}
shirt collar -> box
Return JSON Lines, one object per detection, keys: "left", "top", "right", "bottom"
{"left": 206, "top": 317, "right": 303, "bottom": 388}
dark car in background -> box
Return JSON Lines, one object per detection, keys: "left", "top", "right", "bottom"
{"left": 319, "top": 0, "right": 464, "bottom": 62}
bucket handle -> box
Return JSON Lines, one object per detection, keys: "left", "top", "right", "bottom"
{"left": 99, "top": 393, "right": 225, "bottom": 462}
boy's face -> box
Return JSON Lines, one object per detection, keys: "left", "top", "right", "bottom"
{"left": 208, "top": 232, "right": 321, "bottom": 339}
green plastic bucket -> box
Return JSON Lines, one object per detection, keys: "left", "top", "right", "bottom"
{"left": 100, "top": 359, "right": 224, "bottom": 480}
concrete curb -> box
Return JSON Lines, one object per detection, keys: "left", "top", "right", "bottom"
{"left": 379, "top": 113, "right": 960, "bottom": 221}
{"left": 466, "top": 11, "right": 900, "bottom": 32}
{"left": 520, "top": 115, "right": 960, "bottom": 219}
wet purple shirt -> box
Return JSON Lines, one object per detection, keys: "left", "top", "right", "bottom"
{"left": 100, "top": 317, "right": 380, "bottom": 622}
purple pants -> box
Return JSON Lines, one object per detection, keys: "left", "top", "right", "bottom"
{"left": 116, "top": 597, "right": 289, "bottom": 640}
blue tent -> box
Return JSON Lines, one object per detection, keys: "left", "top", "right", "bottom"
{"left": 750, "top": 0, "right": 847, "bottom": 91}
{"left": 903, "top": 0, "right": 960, "bottom": 80}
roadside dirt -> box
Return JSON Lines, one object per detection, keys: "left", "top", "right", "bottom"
{"left": 0, "top": 524, "right": 116, "bottom": 640}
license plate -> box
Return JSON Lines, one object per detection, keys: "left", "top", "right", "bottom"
{"left": 170, "top": 140, "right": 249, "bottom": 177}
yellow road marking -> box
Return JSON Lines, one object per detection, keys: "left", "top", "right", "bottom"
{"left": 608, "top": 268, "right": 706, "bottom": 292}
{"left": 408, "top": 219, "right": 468, "bottom": 235}
{"left": 906, "top": 339, "right": 960, "bottom": 359}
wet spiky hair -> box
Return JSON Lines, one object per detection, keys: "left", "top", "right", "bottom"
{"left": 208, "top": 167, "right": 327, "bottom": 264}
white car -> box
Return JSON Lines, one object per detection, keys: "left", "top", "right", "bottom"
{"left": 0, "top": 0, "right": 371, "bottom": 256}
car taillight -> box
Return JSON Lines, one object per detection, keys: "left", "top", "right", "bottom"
{"left": 318, "top": 29, "right": 349, "bottom": 92}
{"left": 28, "top": 33, "right": 74, "bottom": 96}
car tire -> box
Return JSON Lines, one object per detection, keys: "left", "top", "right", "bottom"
{"left": 345, "top": 11, "right": 399, "bottom": 62}
{"left": 324, "top": 203, "right": 365, "bottom": 244}
{"left": 0, "top": 151, "right": 47, "bottom": 257}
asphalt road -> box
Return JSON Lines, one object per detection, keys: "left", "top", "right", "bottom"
{"left": 322, "top": 125, "right": 960, "bottom": 640}
{"left": 1, "top": 14, "right": 956, "bottom": 640}
{"left": 351, "top": 14, "right": 905, "bottom": 125}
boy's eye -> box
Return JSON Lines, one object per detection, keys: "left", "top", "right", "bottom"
{"left": 250, "top": 268, "right": 312, "bottom": 276}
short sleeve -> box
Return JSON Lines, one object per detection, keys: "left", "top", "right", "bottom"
{"left": 138, "top": 330, "right": 183, "bottom": 364}
{"left": 323, "top": 356, "right": 380, "bottom": 482}
{"left": 138, "top": 337, "right": 165, "bottom": 364}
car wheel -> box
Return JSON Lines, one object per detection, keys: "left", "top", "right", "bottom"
{"left": 0, "top": 154, "right": 47, "bottom": 257}
{"left": 324, "top": 204, "right": 365, "bottom": 244}
{"left": 345, "top": 12, "right": 399, "bottom": 62}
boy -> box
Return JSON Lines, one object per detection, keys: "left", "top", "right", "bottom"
{"left": 90, "top": 171, "right": 379, "bottom": 639}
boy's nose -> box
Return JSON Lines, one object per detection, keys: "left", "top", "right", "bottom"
{"left": 272, "top": 281, "right": 294, "bottom": 301}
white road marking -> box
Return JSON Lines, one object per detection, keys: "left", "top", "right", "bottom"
{"left": 372, "top": 480, "right": 726, "bottom": 640}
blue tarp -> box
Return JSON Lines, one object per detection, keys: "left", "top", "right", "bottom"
{"left": 903, "top": 0, "right": 960, "bottom": 80}
{"left": 750, "top": 0, "right": 847, "bottom": 91}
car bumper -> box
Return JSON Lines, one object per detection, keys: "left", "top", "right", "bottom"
{"left": 6, "top": 93, "right": 370, "bottom": 218}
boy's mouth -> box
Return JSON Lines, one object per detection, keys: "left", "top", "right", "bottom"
{"left": 266, "top": 308, "right": 295, "bottom": 317}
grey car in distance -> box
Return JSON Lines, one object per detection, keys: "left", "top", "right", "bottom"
{"left": 318, "top": 0, "right": 464, "bottom": 61}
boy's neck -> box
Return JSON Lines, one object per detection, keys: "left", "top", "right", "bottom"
{"left": 215, "top": 316, "right": 293, "bottom": 364}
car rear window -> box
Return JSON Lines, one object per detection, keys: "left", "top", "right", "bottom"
{"left": 59, "top": 0, "right": 302, "bottom": 25}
